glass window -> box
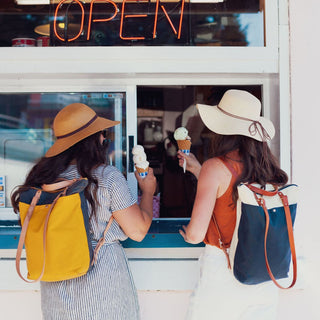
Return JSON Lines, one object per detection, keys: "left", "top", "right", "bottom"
{"left": 0, "top": 0, "right": 264, "bottom": 47}
{"left": 0, "top": 92, "right": 126, "bottom": 211}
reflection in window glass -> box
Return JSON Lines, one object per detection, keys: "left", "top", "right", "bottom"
{"left": 0, "top": 0, "right": 264, "bottom": 47}
{"left": 0, "top": 92, "right": 126, "bottom": 208}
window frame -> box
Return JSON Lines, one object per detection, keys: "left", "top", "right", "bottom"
{"left": 0, "top": 75, "right": 282, "bottom": 249}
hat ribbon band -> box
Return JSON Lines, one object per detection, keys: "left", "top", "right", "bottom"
{"left": 217, "top": 106, "right": 271, "bottom": 141}
{"left": 56, "top": 114, "right": 98, "bottom": 139}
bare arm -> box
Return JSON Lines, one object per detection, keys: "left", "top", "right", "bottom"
{"left": 179, "top": 158, "right": 232, "bottom": 244}
{"left": 113, "top": 168, "right": 157, "bottom": 242}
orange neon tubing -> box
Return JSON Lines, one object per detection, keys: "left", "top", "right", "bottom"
{"left": 161, "top": 5, "right": 177, "bottom": 35}
{"left": 177, "top": 0, "right": 185, "bottom": 39}
{"left": 125, "top": 15, "right": 148, "bottom": 18}
{"left": 154, "top": 0, "right": 185, "bottom": 39}
{"left": 87, "top": 0, "right": 118, "bottom": 41}
{"left": 54, "top": 0, "right": 85, "bottom": 42}
{"left": 153, "top": 0, "right": 160, "bottom": 38}
{"left": 120, "top": 0, "right": 148, "bottom": 40}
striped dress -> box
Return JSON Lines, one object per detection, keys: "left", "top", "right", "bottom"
{"left": 40, "top": 164, "right": 140, "bottom": 320}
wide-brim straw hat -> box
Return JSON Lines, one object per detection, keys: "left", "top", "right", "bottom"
{"left": 196, "top": 89, "right": 275, "bottom": 142}
{"left": 45, "top": 103, "right": 120, "bottom": 157}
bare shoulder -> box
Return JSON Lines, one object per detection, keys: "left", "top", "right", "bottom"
{"left": 200, "top": 157, "right": 233, "bottom": 197}
{"left": 201, "top": 157, "right": 229, "bottom": 174}
{"left": 199, "top": 158, "right": 232, "bottom": 185}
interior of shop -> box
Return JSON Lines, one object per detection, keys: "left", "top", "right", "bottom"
{"left": 137, "top": 85, "right": 261, "bottom": 218}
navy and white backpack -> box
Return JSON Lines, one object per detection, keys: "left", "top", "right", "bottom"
{"left": 213, "top": 159, "right": 298, "bottom": 289}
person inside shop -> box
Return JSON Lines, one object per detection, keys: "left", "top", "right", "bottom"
{"left": 11, "top": 102, "right": 156, "bottom": 319}
{"left": 177, "top": 89, "right": 288, "bottom": 319}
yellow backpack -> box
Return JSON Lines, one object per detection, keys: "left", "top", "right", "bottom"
{"left": 16, "top": 178, "right": 113, "bottom": 282}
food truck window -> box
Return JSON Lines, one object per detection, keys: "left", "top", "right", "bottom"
{"left": 0, "top": 0, "right": 264, "bottom": 47}
{"left": 0, "top": 92, "right": 126, "bottom": 216}
{"left": 122, "top": 84, "right": 267, "bottom": 248}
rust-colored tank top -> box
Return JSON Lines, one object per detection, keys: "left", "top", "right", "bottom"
{"left": 203, "top": 152, "right": 243, "bottom": 248}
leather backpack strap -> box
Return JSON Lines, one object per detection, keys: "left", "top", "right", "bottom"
{"left": 211, "top": 156, "right": 239, "bottom": 269}
{"left": 16, "top": 190, "right": 64, "bottom": 283}
{"left": 211, "top": 214, "right": 231, "bottom": 269}
{"left": 16, "top": 190, "right": 42, "bottom": 283}
{"left": 253, "top": 189, "right": 297, "bottom": 289}
{"left": 42, "top": 179, "right": 78, "bottom": 192}
{"left": 219, "top": 156, "right": 239, "bottom": 178}
{"left": 91, "top": 216, "right": 114, "bottom": 265}
{"left": 246, "top": 183, "right": 279, "bottom": 197}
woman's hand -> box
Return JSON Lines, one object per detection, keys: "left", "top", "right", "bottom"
{"left": 177, "top": 151, "right": 202, "bottom": 179}
{"left": 179, "top": 225, "right": 188, "bottom": 242}
{"left": 134, "top": 167, "right": 157, "bottom": 196}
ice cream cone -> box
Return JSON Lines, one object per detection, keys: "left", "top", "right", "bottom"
{"left": 135, "top": 165, "right": 149, "bottom": 177}
{"left": 174, "top": 128, "right": 191, "bottom": 173}
{"left": 132, "top": 145, "right": 149, "bottom": 178}
{"left": 177, "top": 139, "right": 191, "bottom": 153}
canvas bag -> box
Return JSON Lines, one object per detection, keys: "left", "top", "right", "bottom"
{"left": 16, "top": 178, "right": 113, "bottom": 283}
{"left": 213, "top": 159, "right": 298, "bottom": 289}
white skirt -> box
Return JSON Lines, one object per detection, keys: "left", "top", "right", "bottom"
{"left": 186, "top": 245, "right": 279, "bottom": 320}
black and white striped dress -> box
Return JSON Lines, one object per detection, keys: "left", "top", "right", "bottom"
{"left": 40, "top": 165, "right": 140, "bottom": 320}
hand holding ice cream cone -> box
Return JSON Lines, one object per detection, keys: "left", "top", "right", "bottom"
{"left": 132, "top": 145, "right": 149, "bottom": 178}
{"left": 177, "top": 151, "right": 202, "bottom": 179}
{"left": 174, "top": 127, "right": 191, "bottom": 172}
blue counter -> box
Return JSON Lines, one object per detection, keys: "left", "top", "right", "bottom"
{"left": 0, "top": 219, "right": 204, "bottom": 249}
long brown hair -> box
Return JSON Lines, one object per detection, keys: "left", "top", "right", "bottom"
{"left": 11, "top": 131, "right": 108, "bottom": 218}
{"left": 210, "top": 133, "right": 288, "bottom": 204}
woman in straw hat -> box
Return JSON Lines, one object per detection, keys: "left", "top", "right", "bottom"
{"left": 177, "top": 90, "right": 288, "bottom": 320}
{"left": 11, "top": 103, "right": 156, "bottom": 320}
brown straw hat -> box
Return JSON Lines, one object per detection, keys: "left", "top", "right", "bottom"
{"left": 196, "top": 90, "right": 275, "bottom": 142}
{"left": 45, "top": 103, "right": 120, "bottom": 157}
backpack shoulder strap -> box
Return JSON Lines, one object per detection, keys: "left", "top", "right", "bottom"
{"left": 211, "top": 156, "right": 240, "bottom": 269}
{"left": 16, "top": 190, "right": 64, "bottom": 283}
{"left": 91, "top": 216, "right": 115, "bottom": 265}
{"left": 16, "top": 190, "right": 42, "bottom": 283}
{"left": 42, "top": 179, "right": 78, "bottom": 192}
{"left": 211, "top": 214, "right": 231, "bottom": 269}
{"left": 218, "top": 156, "right": 239, "bottom": 178}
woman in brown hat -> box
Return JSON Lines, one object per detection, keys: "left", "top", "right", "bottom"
{"left": 11, "top": 103, "right": 156, "bottom": 320}
{"left": 177, "top": 90, "right": 288, "bottom": 320}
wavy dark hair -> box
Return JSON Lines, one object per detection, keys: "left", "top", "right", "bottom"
{"left": 210, "top": 133, "right": 288, "bottom": 205}
{"left": 11, "top": 131, "right": 108, "bottom": 219}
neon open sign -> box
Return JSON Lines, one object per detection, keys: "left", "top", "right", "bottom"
{"left": 53, "top": 0, "right": 186, "bottom": 42}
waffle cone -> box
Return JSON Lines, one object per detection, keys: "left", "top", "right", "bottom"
{"left": 177, "top": 139, "right": 191, "bottom": 151}
{"left": 135, "top": 165, "right": 149, "bottom": 174}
